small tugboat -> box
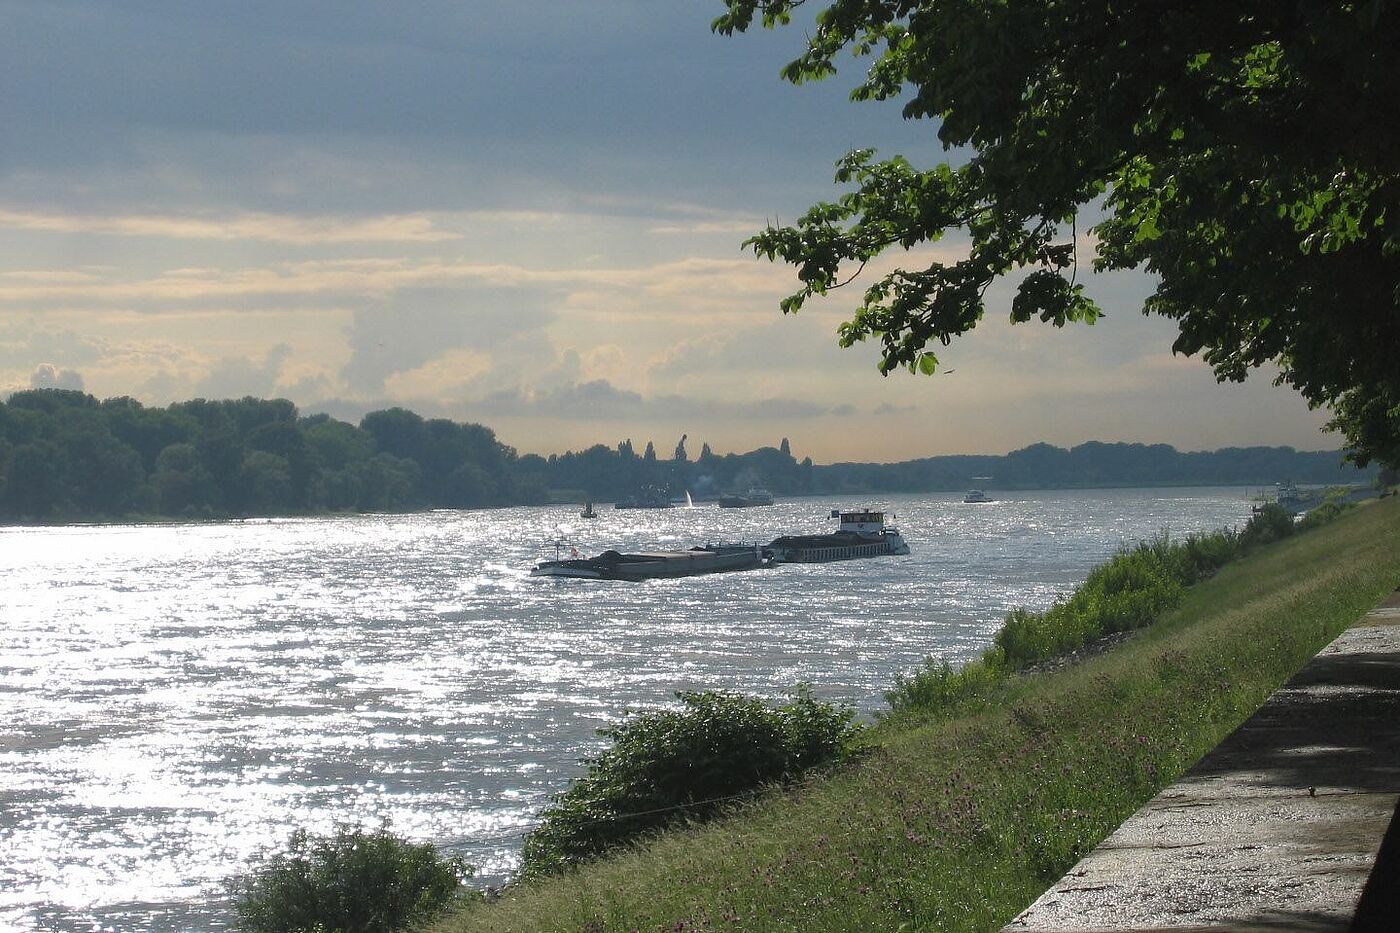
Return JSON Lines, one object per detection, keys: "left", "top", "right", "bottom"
{"left": 767, "top": 509, "right": 910, "bottom": 563}
{"left": 532, "top": 543, "right": 770, "bottom": 581}
{"left": 580, "top": 500, "right": 598, "bottom": 519}
{"left": 963, "top": 489, "right": 993, "bottom": 503}
{"left": 717, "top": 487, "right": 775, "bottom": 508}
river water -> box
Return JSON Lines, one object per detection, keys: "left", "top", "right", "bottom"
{"left": 0, "top": 488, "right": 1255, "bottom": 931}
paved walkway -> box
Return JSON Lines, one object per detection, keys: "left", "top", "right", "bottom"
{"left": 1004, "top": 587, "right": 1400, "bottom": 932}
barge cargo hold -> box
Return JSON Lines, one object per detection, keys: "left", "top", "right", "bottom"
{"left": 532, "top": 544, "right": 769, "bottom": 581}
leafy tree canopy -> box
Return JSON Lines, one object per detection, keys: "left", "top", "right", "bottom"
{"left": 714, "top": 0, "right": 1400, "bottom": 466}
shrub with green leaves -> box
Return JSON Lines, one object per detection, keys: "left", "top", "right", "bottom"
{"left": 231, "top": 825, "right": 475, "bottom": 933}
{"left": 886, "top": 513, "right": 1314, "bottom": 717}
{"left": 885, "top": 654, "right": 1005, "bottom": 716}
{"left": 1241, "top": 502, "right": 1296, "bottom": 547}
{"left": 1175, "top": 529, "right": 1242, "bottom": 583}
{"left": 1297, "top": 491, "right": 1356, "bottom": 531}
{"left": 995, "top": 535, "right": 1191, "bottom": 669}
{"left": 518, "top": 687, "right": 859, "bottom": 878}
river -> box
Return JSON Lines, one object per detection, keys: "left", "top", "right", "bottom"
{"left": 0, "top": 488, "right": 1256, "bottom": 931}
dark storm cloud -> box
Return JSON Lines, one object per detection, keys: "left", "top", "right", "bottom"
{"left": 0, "top": 2, "right": 927, "bottom": 212}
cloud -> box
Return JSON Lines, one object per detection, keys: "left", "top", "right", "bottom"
{"left": 340, "top": 288, "right": 556, "bottom": 395}
{"left": 472, "top": 378, "right": 851, "bottom": 421}
{"left": 648, "top": 219, "right": 766, "bottom": 236}
{"left": 647, "top": 321, "right": 840, "bottom": 379}
{"left": 0, "top": 255, "right": 791, "bottom": 310}
{"left": 0, "top": 2, "right": 931, "bottom": 217}
{"left": 478, "top": 379, "right": 645, "bottom": 419}
{"left": 0, "top": 208, "right": 461, "bottom": 244}
{"left": 0, "top": 326, "right": 109, "bottom": 369}
{"left": 193, "top": 343, "right": 292, "bottom": 399}
{"left": 29, "top": 362, "right": 85, "bottom": 391}
{"left": 381, "top": 347, "right": 495, "bottom": 399}
{"left": 0, "top": 267, "right": 114, "bottom": 285}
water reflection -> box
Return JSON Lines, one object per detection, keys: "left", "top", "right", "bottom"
{"left": 0, "top": 489, "right": 1253, "bottom": 930}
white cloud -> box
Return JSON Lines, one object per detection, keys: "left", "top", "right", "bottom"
{"left": 381, "top": 347, "right": 494, "bottom": 399}
{"left": 28, "top": 362, "right": 85, "bottom": 391}
{"left": 0, "top": 255, "right": 793, "bottom": 308}
{"left": 193, "top": 344, "right": 292, "bottom": 399}
{"left": 340, "top": 291, "right": 556, "bottom": 395}
{"left": 0, "top": 207, "right": 462, "bottom": 244}
{"left": 649, "top": 219, "right": 767, "bottom": 236}
{"left": 472, "top": 378, "right": 852, "bottom": 421}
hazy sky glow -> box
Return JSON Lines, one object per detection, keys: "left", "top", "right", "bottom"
{"left": 0, "top": 1, "right": 1334, "bottom": 461}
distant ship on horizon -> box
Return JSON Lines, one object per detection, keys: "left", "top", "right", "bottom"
{"left": 717, "top": 487, "right": 775, "bottom": 508}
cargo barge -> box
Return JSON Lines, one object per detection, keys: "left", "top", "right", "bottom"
{"left": 531, "top": 543, "right": 770, "bottom": 581}
{"left": 767, "top": 509, "right": 910, "bottom": 563}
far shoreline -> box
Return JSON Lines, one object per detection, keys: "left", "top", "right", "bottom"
{"left": 0, "top": 481, "right": 1369, "bottom": 531}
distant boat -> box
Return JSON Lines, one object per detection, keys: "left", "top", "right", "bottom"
{"left": 580, "top": 501, "right": 597, "bottom": 519}
{"left": 963, "top": 489, "right": 994, "bottom": 503}
{"left": 1253, "top": 481, "right": 1311, "bottom": 515}
{"left": 717, "top": 487, "right": 775, "bottom": 508}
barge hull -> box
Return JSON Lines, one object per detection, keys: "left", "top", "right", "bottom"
{"left": 533, "top": 546, "right": 768, "bottom": 581}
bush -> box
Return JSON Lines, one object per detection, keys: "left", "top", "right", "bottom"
{"left": 1176, "top": 529, "right": 1241, "bottom": 583}
{"left": 896, "top": 527, "right": 1244, "bottom": 717}
{"left": 1240, "top": 502, "right": 1296, "bottom": 547}
{"left": 231, "top": 825, "right": 475, "bottom": 933}
{"left": 1297, "top": 492, "right": 1356, "bottom": 532}
{"left": 885, "top": 653, "right": 1005, "bottom": 716}
{"left": 889, "top": 505, "right": 1354, "bottom": 719}
{"left": 994, "top": 537, "right": 1190, "bottom": 670}
{"left": 518, "top": 688, "right": 860, "bottom": 878}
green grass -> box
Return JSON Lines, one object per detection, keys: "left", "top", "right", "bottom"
{"left": 885, "top": 504, "right": 1297, "bottom": 717}
{"left": 431, "top": 498, "right": 1400, "bottom": 933}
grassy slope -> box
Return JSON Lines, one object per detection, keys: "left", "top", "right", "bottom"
{"left": 435, "top": 498, "right": 1400, "bottom": 933}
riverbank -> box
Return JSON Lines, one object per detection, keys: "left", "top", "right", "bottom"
{"left": 1008, "top": 587, "right": 1400, "bottom": 930}
{"left": 2, "top": 482, "right": 1382, "bottom": 529}
{"left": 432, "top": 497, "right": 1400, "bottom": 932}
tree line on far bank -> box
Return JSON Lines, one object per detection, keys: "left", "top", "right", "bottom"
{"left": 0, "top": 390, "right": 538, "bottom": 521}
{"left": 0, "top": 388, "right": 1377, "bottom": 523}
{"left": 818, "top": 441, "right": 1378, "bottom": 493}
{"left": 0, "top": 390, "right": 814, "bottom": 522}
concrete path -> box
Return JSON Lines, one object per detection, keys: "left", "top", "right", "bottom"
{"left": 1004, "top": 587, "right": 1400, "bottom": 932}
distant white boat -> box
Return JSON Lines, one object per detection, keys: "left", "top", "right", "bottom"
{"left": 963, "top": 489, "right": 994, "bottom": 503}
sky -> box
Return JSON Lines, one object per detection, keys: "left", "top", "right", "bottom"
{"left": 0, "top": 1, "right": 1337, "bottom": 462}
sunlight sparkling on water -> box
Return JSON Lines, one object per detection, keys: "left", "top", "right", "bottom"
{"left": 0, "top": 489, "right": 1254, "bottom": 931}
